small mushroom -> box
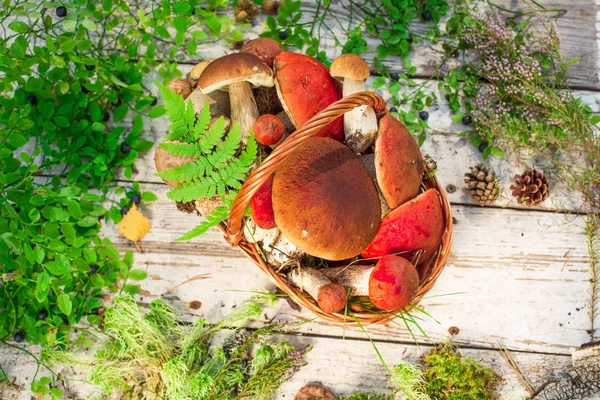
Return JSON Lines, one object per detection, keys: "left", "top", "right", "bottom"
{"left": 274, "top": 52, "right": 343, "bottom": 141}
{"left": 240, "top": 37, "right": 284, "bottom": 68}
{"left": 244, "top": 219, "right": 302, "bottom": 266}
{"left": 253, "top": 114, "right": 285, "bottom": 146}
{"left": 188, "top": 88, "right": 231, "bottom": 119}
{"left": 272, "top": 137, "right": 380, "bottom": 260}
{"left": 186, "top": 60, "right": 211, "bottom": 87}
{"left": 198, "top": 53, "right": 274, "bottom": 143}
{"left": 330, "top": 54, "right": 377, "bottom": 153}
{"left": 288, "top": 265, "right": 347, "bottom": 313}
{"left": 154, "top": 145, "right": 195, "bottom": 188}
{"left": 321, "top": 255, "right": 419, "bottom": 311}
{"left": 166, "top": 78, "right": 192, "bottom": 99}
{"left": 250, "top": 175, "right": 276, "bottom": 229}
{"left": 295, "top": 384, "right": 337, "bottom": 400}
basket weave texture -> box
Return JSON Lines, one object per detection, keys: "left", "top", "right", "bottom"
{"left": 218, "top": 91, "right": 453, "bottom": 325}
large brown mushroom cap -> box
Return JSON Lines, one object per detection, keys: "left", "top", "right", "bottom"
{"left": 272, "top": 137, "right": 381, "bottom": 260}
{"left": 197, "top": 53, "right": 274, "bottom": 94}
{"left": 240, "top": 37, "right": 284, "bottom": 67}
{"left": 375, "top": 114, "right": 424, "bottom": 209}
{"left": 330, "top": 53, "right": 371, "bottom": 81}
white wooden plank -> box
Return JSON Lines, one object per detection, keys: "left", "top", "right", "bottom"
{"left": 97, "top": 182, "right": 593, "bottom": 354}
{"left": 0, "top": 332, "right": 570, "bottom": 399}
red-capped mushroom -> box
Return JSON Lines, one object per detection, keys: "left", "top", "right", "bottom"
{"left": 250, "top": 175, "right": 276, "bottom": 229}
{"left": 375, "top": 114, "right": 424, "bottom": 209}
{"left": 321, "top": 255, "right": 419, "bottom": 311}
{"left": 253, "top": 114, "right": 285, "bottom": 146}
{"left": 240, "top": 37, "right": 284, "bottom": 68}
{"left": 288, "top": 265, "right": 347, "bottom": 313}
{"left": 330, "top": 54, "right": 377, "bottom": 153}
{"left": 273, "top": 52, "right": 343, "bottom": 142}
{"left": 272, "top": 137, "right": 380, "bottom": 260}
{"left": 198, "top": 53, "right": 273, "bottom": 143}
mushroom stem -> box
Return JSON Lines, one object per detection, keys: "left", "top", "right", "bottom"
{"left": 342, "top": 79, "right": 378, "bottom": 153}
{"left": 287, "top": 266, "right": 347, "bottom": 313}
{"left": 321, "top": 265, "right": 374, "bottom": 296}
{"left": 228, "top": 81, "right": 259, "bottom": 144}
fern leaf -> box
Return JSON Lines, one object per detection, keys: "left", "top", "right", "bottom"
{"left": 192, "top": 100, "right": 212, "bottom": 142}
{"left": 156, "top": 81, "right": 189, "bottom": 141}
{"left": 167, "top": 177, "right": 217, "bottom": 203}
{"left": 155, "top": 160, "right": 208, "bottom": 183}
{"left": 176, "top": 206, "right": 229, "bottom": 241}
{"left": 207, "top": 123, "right": 241, "bottom": 166}
{"left": 185, "top": 98, "right": 196, "bottom": 135}
{"left": 239, "top": 135, "right": 258, "bottom": 168}
{"left": 198, "top": 116, "right": 226, "bottom": 154}
{"left": 159, "top": 142, "right": 201, "bottom": 158}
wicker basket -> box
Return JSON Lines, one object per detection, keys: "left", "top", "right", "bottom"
{"left": 218, "top": 91, "right": 453, "bottom": 325}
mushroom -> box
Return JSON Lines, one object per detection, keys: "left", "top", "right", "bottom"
{"left": 154, "top": 146, "right": 195, "bottom": 188}
{"left": 188, "top": 88, "right": 231, "bottom": 119}
{"left": 250, "top": 175, "right": 276, "bottom": 229}
{"left": 287, "top": 265, "right": 347, "bottom": 313}
{"left": 272, "top": 137, "right": 380, "bottom": 260}
{"left": 273, "top": 52, "right": 343, "bottom": 141}
{"left": 253, "top": 114, "right": 285, "bottom": 146}
{"left": 375, "top": 113, "right": 424, "bottom": 209}
{"left": 330, "top": 54, "right": 378, "bottom": 153}
{"left": 321, "top": 255, "right": 419, "bottom": 311}
{"left": 197, "top": 53, "right": 274, "bottom": 143}
{"left": 360, "top": 153, "right": 392, "bottom": 217}
{"left": 244, "top": 219, "right": 302, "bottom": 266}
{"left": 166, "top": 78, "right": 192, "bottom": 99}
{"left": 240, "top": 38, "right": 284, "bottom": 68}
{"left": 186, "top": 60, "right": 211, "bottom": 87}
{"left": 295, "top": 384, "right": 337, "bottom": 400}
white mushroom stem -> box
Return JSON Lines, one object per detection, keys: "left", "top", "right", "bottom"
{"left": 321, "top": 265, "right": 374, "bottom": 296}
{"left": 287, "top": 266, "right": 348, "bottom": 313}
{"left": 189, "top": 88, "right": 230, "bottom": 119}
{"left": 228, "top": 81, "right": 259, "bottom": 144}
{"left": 342, "top": 79, "right": 378, "bottom": 153}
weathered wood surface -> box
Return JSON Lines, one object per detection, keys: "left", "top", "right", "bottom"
{"left": 0, "top": 333, "right": 571, "bottom": 400}
{"left": 95, "top": 182, "right": 593, "bottom": 355}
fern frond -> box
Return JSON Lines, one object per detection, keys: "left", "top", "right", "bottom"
{"left": 155, "top": 159, "right": 211, "bottom": 183}
{"left": 207, "top": 123, "right": 241, "bottom": 166}
{"left": 159, "top": 142, "right": 201, "bottom": 158}
{"left": 239, "top": 135, "right": 258, "bottom": 168}
{"left": 156, "top": 81, "right": 189, "bottom": 141}
{"left": 167, "top": 177, "right": 217, "bottom": 203}
{"left": 185, "top": 98, "right": 196, "bottom": 138}
{"left": 198, "top": 116, "right": 226, "bottom": 154}
{"left": 176, "top": 206, "right": 229, "bottom": 241}
{"left": 192, "top": 100, "right": 212, "bottom": 142}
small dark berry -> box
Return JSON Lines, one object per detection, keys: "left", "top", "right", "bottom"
{"left": 389, "top": 107, "right": 398, "bottom": 113}
{"left": 121, "top": 143, "right": 131, "bottom": 153}
{"left": 407, "top": 36, "right": 414, "bottom": 43}
{"left": 445, "top": 94, "right": 451, "bottom": 101}
{"left": 27, "top": 95, "right": 37, "bottom": 105}
{"left": 91, "top": 308, "right": 100, "bottom": 315}
{"left": 121, "top": 206, "right": 130, "bottom": 215}
{"left": 390, "top": 72, "right": 399, "bottom": 81}
{"left": 418, "top": 110, "right": 429, "bottom": 121}
{"left": 114, "top": 98, "right": 122, "bottom": 107}
{"left": 278, "top": 31, "right": 288, "bottom": 40}
{"left": 85, "top": 64, "right": 95, "bottom": 71}
{"left": 131, "top": 194, "right": 141, "bottom": 205}
{"left": 37, "top": 310, "right": 48, "bottom": 320}
{"left": 462, "top": 115, "right": 472, "bottom": 125}
{"left": 56, "top": 6, "right": 67, "bottom": 17}
{"left": 151, "top": 97, "right": 158, "bottom": 106}
{"left": 478, "top": 142, "right": 488, "bottom": 153}
{"left": 452, "top": 51, "right": 459, "bottom": 58}
{"left": 103, "top": 112, "right": 110, "bottom": 122}
{"left": 422, "top": 11, "right": 433, "bottom": 21}
{"left": 82, "top": 86, "right": 90, "bottom": 94}
{"left": 13, "top": 331, "right": 25, "bottom": 343}
{"left": 88, "top": 264, "right": 99, "bottom": 275}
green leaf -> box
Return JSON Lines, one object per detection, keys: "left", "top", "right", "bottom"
{"left": 451, "top": 113, "right": 465, "bottom": 123}
{"left": 149, "top": 105, "right": 166, "bottom": 118}
{"left": 50, "top": 55, "right": 66, "bottom": 68}
{"left": 159, "top": 141, "right": 200, "bottom": 158}
{"left": 128, "top": 269, "right": 147, "bottom": 281}
{"left": 77, "top": 216, "right": 99, "bottom": 227}
{"left": 156, "top": 159, "right": 209, "bottom": 183}
{"left": 63, "top": 19, "right": 77, "bottom": 32}
{"left": 9, "top": 21, "right": 29, "bottom": 33}
{"left": 61, "top": 222, "right": 76, "bottom": 241}
{"left": 57, "top": 294, "right": 73, "bottom": 316}
{"left": 8, "top": 133, "right": 27, "bottom": 148}
{"left": 590, "top": 115, "right": 600, "bottom": 125}
{"left": 35, "top": 272, "right": 51, "bottom": 302}
{"left": 177, "top": 206, "right": 228, "bottom": 241}
{"left": 490, "top": 147, "right": 505, "bottom": 157}
{"left": 123, "top": 284, "right": 140, "bottom": 295}
{"left": 46, "top": 254, "right": 70, "bottom": 275}
{"left": 82, "top": 19, "right": 97, "bottom": 31}
{"left": 61, "top": 39, "right": 78, "bottom": 52}
{"left": 142, "top": 192, "right": 158, "bottom": 201}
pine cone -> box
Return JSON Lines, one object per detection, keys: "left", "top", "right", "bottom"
{"left": 464, "top": 163, "right": 500, "bottom": 206}
{"left": 510, "top": 169, "right": 549, "bottom": 206}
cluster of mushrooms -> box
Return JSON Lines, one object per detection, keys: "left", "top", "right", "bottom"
{"left": 155, "top": 38, "right": 446, "bottom": 315}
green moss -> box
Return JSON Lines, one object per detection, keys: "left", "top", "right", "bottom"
{"left": 339, "top": 393, "right": 388, "bottom": 400}
{"left": 422, "top": 341, "right": 497, "bottom": 400}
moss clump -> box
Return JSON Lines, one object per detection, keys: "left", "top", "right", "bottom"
{"left": 422, "top": 341, "right": 497, "bottom": 400}
{"left": 339, "top": 393, "right": 388, "bottom": 400}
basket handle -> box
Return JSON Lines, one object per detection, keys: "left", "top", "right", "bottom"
{"left": 224, "top": 91, "right": 388, "bottom": 246}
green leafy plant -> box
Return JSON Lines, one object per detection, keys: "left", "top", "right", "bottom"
{"left": 153, "top": 83, "right": 258, "bottom": 241}
{"left": 422, "top": 341, "right": 497, "bottom": 399}
{"left": 87, "top": 295, "right": 309, "bottom": 399}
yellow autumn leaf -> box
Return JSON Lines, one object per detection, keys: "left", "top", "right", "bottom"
{"left": 118, "top": 203, "right": 151, "bottom": 251}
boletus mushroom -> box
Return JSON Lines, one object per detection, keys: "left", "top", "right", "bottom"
{"left": 154, "top": 145, "right": 195, "bottom": 188}
{"left": 321, "top": 255, "right": 419, "bottom": 311}
{"left": 240, "top": 37, "right": 284, "bottom": 68}
{"left": 375, "top": 114, "right": 425, "bottom": 209}
{"left": 166, "top": 78, "right": 193, "bottom": 100}
{"left": 197, "top": 53, "right": 274, "bottom": 143}
{"left": 272, "top": 137, "right": 380, "bottom": 260}
{"left": 330, "top": 54, "right": 378, "bottom": 153}
{"left": 186, "top": 60, "right": 211, "bottom": 87}
{"left": 288, "top": 265, "right": 347, "bottom": 313}
{"left": 274, "top": 52, "right": 343, "bottom": 141}
{"left": 250, "top": 175, "right": 276, "bottom": 229}
{"left": 253, "top": 114, "right": 285, "bottom": 146}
